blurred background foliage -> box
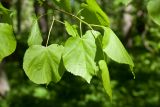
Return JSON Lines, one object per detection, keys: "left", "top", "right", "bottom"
{"left": 0, "top": 0, "right": 160, "bottom": 107}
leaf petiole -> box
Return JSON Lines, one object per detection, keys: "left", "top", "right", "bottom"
{"left": 46, "top": 16, "right": 55, "bottom": 47}
{"left": 80, "top": 21, "right": 82, "bottom": 37}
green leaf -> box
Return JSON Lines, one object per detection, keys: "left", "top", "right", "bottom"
{"left": 98, "top": 60, "right": 112, "bottom": 101}
{"left": 0, "top": 3, "right": 9, "bottom": 13}
{"left": 63, "top": 30, "right": 97, "bottom": 83}
{"left": 81, "top": 0, "right": 110, "bottom": 26}
{"left": 65, "top": 21, "right": 79, "bottom": 37}
{"left": 0, "top": 23, "right": 16, "bottom": 62}
{"left": 28, "top": 19, "right": 43, "bottom": 46}
{"left": 147, "top": 0, "right": 160, "bottom": 26}
{"left": 23, "top": 44, "right": 64, "bottom": 84}
{"left": 102, "top": 27, "right": 134, "bottom": 69}
{"left": 94, "top": 32, "right": 104, "bottom": 62}
{"left": 53, "top": 0, "right": 71, "bottom": 12}
{"left": 0, "top": 3, "right": 12, "bottom": 24}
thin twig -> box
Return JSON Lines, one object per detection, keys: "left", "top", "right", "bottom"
{"left": 54, "top": 8, "right": 90, "bottom": 28}
{"left": 80, "top": 21, "right": 82, "bottom": 37}
{"left": 55, "top": 19, "right": 65, "bottom": 24}
{"left": 46, "top": 16, "right": 55, "bottom": 47}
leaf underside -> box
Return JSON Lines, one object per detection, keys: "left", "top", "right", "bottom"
{"left": 81, "top": 0, "right": 110, "bottom": 27}
{"left": 63, "top": 30, "right": 97, "bottom": 83}
{"left": 23, "top": 44, "right": 64, "bottom": 84}
{"left": 102, "top": 27, "right": 134, "bottom": 70}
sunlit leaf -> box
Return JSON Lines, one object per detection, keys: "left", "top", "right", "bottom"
{"left": 147, "top": 0, "right": 160, "bottom": 26}
{"left": 81, "top": 0, "right": 110, "bottom": 26}
{"left": 99, "top": 60, "right": 112, "bottom": 101}
{"left": 23, "top": 44, "right": 64, "bottom": 84}
{"left": 28, "top": 19, "right": 43, "bottom": 46}
{"left": 102, "top": 27, "right": 134, "bottom": 70}
{"left": 63, "top": 30, "right": 97, "bottom": 83}
{"left": 0, "top": 23, "right": 16, "bottom": 62}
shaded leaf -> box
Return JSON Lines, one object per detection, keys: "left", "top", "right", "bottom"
{"left": 28, "top": 19, "right": 43, "bottom": 46}
{"left": 53, "top": 0, "right": 71, "bottom": 12}
{"left": 94, "top": 32, "right": 104, "bottom": 62}
{"left": 0, "top": 3, "right": 12, "bottom": 24}
{"left": 63, "top": 30, "right": 97, "bottom": 83}
{"left": 102, "top": 27, "right": 134, "bottom": 69}
{"left": 81, "top": 0, "right": 110, "bottom": 26}
{"left": 147, "top": 0, "right": 160, "bottom": 26}
{"left": 0, "top": 23, "right": 16, "bottom": 62}
{"left": 99, "top": 60, "right": 112, "bottom": 101}
{"left": 23, "top": 44, "right": 64, "bottom": 84}
{"left": 65, "top": 21, "right": 79, "bottom": 37}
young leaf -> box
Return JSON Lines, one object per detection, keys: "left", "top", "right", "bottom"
{"left": 102, "top": 27, "right": 134, "bottom": 70}
{"left": 65, "top": 21, "right": 79, "bottom": 37}
{"left": 28, "top": 20, "right": 43, "bottom": 46}
{"left": 63, "top": 30, "right": 97, "bottom": 83}
{"left": 98, "top": 60, "right": 112, "bottom": 101}
{"left": 81, "top": 0, "right": 110, "bottom": 26}
{"left": 23, "top": 44, "right": 64, "bottom": 84}
{"left": 147, "top": 0, "right": 160, "bottom": 26}
{"left": 0, "top": 23, "right": 16, "bottom": 62}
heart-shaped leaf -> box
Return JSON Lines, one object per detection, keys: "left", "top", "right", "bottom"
{"left": 63, "top": 30, "right": 97, "bottom": 83}
{"left": 28, "top": 19, "right": 43, "bottom": 46}
{"left": 102, "top": 27, "right": 134, "bottom": 69}
{"left": 23, "top": 44, "right": 64, "bottom": 84}
{"left": 147, "top": 0, "right": 160, "bottom": 26}
{"left": 0, "top": 23, "right": 16, "bottom": 62}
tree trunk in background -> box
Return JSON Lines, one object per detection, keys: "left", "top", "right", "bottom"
{"left": 0, "top": 65, "right": 10, "bottom": 99}
{"left": 123, "top": 5, "right": 133, "bottom": 48}
{"left": 16, "top": 0, "right": 21, "bottom": 33}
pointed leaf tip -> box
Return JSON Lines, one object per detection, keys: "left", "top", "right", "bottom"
{"left": 98, "top": 60, "right": 112, "bottom": 101}
{"left": 28, "top": 19, "right": 43, "bottom": 46}
{"left": 102, "top": 27, "right": 134, "bottom": 70}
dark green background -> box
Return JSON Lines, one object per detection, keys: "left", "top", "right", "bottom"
{"left": 0, "top": 0, "right": 160, "bottom": 107}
